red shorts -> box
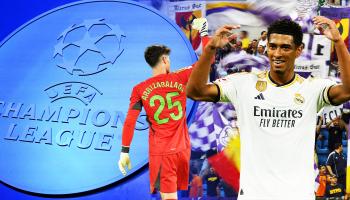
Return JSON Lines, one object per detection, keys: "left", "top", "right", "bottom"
{"left": 149, "top": 147, "right": 190, "bottom": 193}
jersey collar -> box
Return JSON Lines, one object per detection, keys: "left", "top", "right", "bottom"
{"left": 267, "top": 71, "right": 297, "bottom": 88}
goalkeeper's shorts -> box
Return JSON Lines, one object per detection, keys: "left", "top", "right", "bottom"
{"left": 149, "top": 147, "right": 190, "bottom": 193}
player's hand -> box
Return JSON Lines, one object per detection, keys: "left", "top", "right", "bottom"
{"left": 207, "top": 25, "right": 240, "bottom": 50}
{"left": 192, "top": 18, "right": 208, "bottom": 37}
{"left": 118, "top": 152, "right": 131, "bottom": 176}
{"left": 313, "top": 16, "right": 342, "bottom": 43}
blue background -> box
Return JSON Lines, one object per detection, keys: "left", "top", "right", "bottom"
{"left": 0, "top": 0, "right": 197, "bottom": 199}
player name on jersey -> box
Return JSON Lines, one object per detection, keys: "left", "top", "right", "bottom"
{"left": 254, "top": 106, "right": 304, "bottom": 128}
{"left": 142, "top": 81, "right": 184, "bottom": 100}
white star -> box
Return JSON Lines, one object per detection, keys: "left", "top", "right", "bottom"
{"left": 57, "top": 24, "right": 76, "bottom": 40}
{"left": 82, "top": 18, "right": 105, "bottom": 31}
{"left": 74, "top": 32, "right": 102, "bottom": 63}
{"left": 106, "top": 24, "right": 125, "bottom": 42}
{"left": 57, "top": 58, "right": 84, "bottom": 75}
{"left": 107, "top": 24, "right": 125, "bottom": 36}
{"left": 53, "top": 40, "right": 67, "bottom": 57}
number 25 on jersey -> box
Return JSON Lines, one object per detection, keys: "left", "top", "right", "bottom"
{"left": 149, "top": 92, "right": 183, "bottom": 125}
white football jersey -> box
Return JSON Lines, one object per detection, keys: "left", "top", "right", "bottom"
{"left": 214, "top": 71, "right": 335, "bottom": 200}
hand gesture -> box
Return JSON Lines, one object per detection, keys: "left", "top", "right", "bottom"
{"left": 208, "top": 25, "right": 240, "bottom": 49}
{"left": 313, "top": 16, "right": 342, "bottom": 43}
{"left": 118, "top": 152, "right": 131, "bottom": 176}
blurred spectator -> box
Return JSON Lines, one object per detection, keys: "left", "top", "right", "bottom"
{"left": 231, "top": 41, "right": 242, "bottom": 53}
{"left": 203, "top": 167, "right": 221, "bottom": 198}
{"left": 239, "top": 30, "right": 250, "bottom": 51}
{"left": 247, "top": 39, "right": 258, "bottom": 55}
{"left": 326, "top": 143, "right": 347, "bottom": 187}
{"left": 316, "top": 116, "right": 323, "bottom": 141}
{"left": 257, "top": 30, "right": 267, "bottom": 50}
{"left": 316, "top": 165, "right": 328, "bottom": 200}
{"left": 189, "top": 168, "right": 203, "bottom": 198}
{"left": 257, "top": 45, "right": 265, "bottom": 56}
{"left": 324, "top": 174, "right": 345, "bottom": 200}
{"left": 215, "top": 42, "right": 234, "bottom": 62}
{"left": 326, "top": 116, "right": 348, "bottom": 151}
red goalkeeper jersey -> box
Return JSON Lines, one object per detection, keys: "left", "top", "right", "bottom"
{"left": 122, "top": 66, "right": 193, "bottom": 155}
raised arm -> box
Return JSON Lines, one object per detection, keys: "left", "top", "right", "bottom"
{"left": 313, "top": 16, "right": 350, "bottom": 105}
{"left": 186, "top": 25, "right": 240, "bottom": 102}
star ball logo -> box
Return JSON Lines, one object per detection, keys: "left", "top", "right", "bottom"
{"left": 46, "top": 18, "right": 125, "bottom": 105}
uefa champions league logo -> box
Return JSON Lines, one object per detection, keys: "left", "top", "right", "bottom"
{"left": 45, "top": 19, "right": 125, "bottom": 105}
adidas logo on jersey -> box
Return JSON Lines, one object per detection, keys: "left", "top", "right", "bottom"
{"left": 254, "top": 93, "right": 265, "bottom": 100}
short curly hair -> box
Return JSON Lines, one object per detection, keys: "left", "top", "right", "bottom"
{"left": 144, "top": 45, "right": 171, "bottom": 68}
{"left": 267, "top": 19, "right": 303, "bottom": 47}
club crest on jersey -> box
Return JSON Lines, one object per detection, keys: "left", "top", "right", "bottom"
{"left": 255, "top": 81, "right": 267, "bottom": 92}
{"left": 294, "top": 93, "right": 305, "bottom": 105}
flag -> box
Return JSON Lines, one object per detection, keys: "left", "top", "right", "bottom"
{"left": 189, "top": 102, "right": 236, "bottom": 152}
{"left": 219, "top": 51, "right": 269, "bottom": 76}
{"left": 189, "top": 101, "right": 241, "bottom": 192}
{"left": 205, "top": 1, "right": 296, "bottom": 31}
{"left": 208, "top": 134, "right": 241, "bottom": 192}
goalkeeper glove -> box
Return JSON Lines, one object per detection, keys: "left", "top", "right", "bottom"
{"left": 192, "top": 18, "right": 208, "bottom": 37}
{"left": 118, "top": 147, "right": 131, "bottom": 176}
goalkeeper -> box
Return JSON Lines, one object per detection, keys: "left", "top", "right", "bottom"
{"left": 118, "top": 18, "right": 209, "bottom": 200}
